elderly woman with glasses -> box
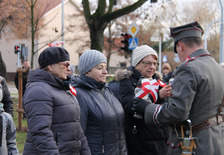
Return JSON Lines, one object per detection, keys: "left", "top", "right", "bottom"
{"left": 22, "top": 47, "right": 91, "bottom": 155}
{"left": 119, "top": 45, "right": 171, "bottom": 155}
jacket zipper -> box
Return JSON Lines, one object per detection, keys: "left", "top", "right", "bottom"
{"left": 90, "top": 89, "right": 105, "bottom": 154}
{"left": 102, "top": 88, "right": 122, "bottom": 154}
{"left": 102, "top": 144, "right": 105, "bottom": 154}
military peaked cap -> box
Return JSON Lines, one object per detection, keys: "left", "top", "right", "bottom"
{"left": 170, "top": 21, "right": 204, "bottom": 53}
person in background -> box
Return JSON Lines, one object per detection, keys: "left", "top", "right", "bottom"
{"left": 71, "top": 50, "right": 127, "bottom": 155}
{"left": 162, "top": 63, "right": 173, "bottom": 84}
{"left": 14, "top": 60, "right": 30, "bottom": 96}
{"left": 119, "top": 45, "right": 171, "bottom": 155}
{"left": 0, "top": 102, "right": 19, "bottom": 155}
{"left": 22, "top": 47, "right": 91, "bottom": 155}
{"left": 0, "top": 76, "right": 13, "bottom": 117}
{"left": 134, "top": 21, "right": 224, "bottom": 154}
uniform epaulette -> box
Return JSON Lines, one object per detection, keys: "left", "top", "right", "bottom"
{"left": 185, "top": 54, "right": 211, "bottom": 66}
{"left": 185, "top": 57, "right": 196, "bottom": 65}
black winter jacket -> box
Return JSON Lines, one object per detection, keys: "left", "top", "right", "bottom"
{"left": 162, "top": 72, "right": 173, "bottom": 85}
{"left": 72, "top": 75, "right": 127, "bottom": 155}
{"left": 107, "top": 80, "right": 120, "bottom": 101}
{"left": 23, "top": 69, "right": 91, "bottom": 155}
{"left": 119, "top": 66, "right": 169, "bottom": 155}
{"left": 0, "top": 76, "right": 13, "bottom": 116}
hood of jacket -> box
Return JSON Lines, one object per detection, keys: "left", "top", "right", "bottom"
{"left": 72, "top": 75, "right": 106, "bottom": 90}
{"left": 118, "top": 66, "right": 141, "bottom": 82}
{"left": 27, "top": 68, "right": 66, "bottom": 90}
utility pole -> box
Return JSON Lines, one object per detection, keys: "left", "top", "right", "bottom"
{"left": 204, "top": 20, "right": 220, "bottom": 50}
{"left": 219, "top": 0, "right": 223, "bottom": 63}
{"left": 61, "top": 0, "right": 64, "bottom": 48}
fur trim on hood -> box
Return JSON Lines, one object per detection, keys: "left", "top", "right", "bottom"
{"left": 114, "top": 69, "right": 132, "bottom": 81}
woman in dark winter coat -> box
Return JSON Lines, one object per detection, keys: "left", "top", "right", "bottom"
{"left": 71, "top": 50, "right": 127, "bottom": 155}
{"left": 22, "top": 47, "right": 91, "bottom": 155}
{"left": 119, "top": 45, "right": 171, "bottom": 155}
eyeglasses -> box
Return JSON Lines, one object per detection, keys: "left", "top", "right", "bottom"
{"left": 141, "top": 61, "right": 159, "bottom": 67}
{"left": 58, "top": 62, "right": 70, "bottom": 68}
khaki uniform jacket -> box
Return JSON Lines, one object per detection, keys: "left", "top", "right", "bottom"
{"left": 144, "top": 49, "right": 224, "bottom": 154}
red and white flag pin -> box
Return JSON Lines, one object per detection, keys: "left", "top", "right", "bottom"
{"left": 69, "top": 84, "right": 77, "bottom": 96}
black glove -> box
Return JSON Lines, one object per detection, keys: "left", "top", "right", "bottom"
{"left": 132, "top": 97, "right": 152, "bottom": 114}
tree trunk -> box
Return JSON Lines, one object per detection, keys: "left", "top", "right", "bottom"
{"left": 89, "top": 22, "right": 107, "bottom": 52}
{"left": 82, "top": 0, "right": 148, "bottom": 53}
{"left": 30, "top": 0, "right": 35, "bottom": 69}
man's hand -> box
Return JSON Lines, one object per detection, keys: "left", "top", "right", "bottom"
{"left": 159, "top": 84, "right": 172, "bottom": 99}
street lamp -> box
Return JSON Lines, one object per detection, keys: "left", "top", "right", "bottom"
{"left": 61, "top": 0, "right": 64, "bottom": 48}
{"left": 204, "top": 20, "right": 220, "bottom": 50}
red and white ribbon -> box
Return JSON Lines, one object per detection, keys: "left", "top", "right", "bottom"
{"left": 135, "top": 78, "right": 160, "bottom": 103}
{"left": 69, "top": 84, "right": 77, "bottom": 96}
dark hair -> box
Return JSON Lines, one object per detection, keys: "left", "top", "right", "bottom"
{"left": 179, "top": 37, "right": 202, "bottom": 48}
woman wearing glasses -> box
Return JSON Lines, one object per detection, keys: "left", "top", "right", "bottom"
{"left": 119, "top": 45, "right": 171, "bottom": 155}
{"left": 22, "top": 47, "right": 91, "bottom": 155}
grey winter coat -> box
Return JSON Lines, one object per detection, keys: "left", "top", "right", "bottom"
{"left": 72, "top": 75, "right": 127, "bottom": 155}
{"left": 144, "top": 49, "right": 224, "bottom": 154}
{"left": 0, "top": 103, "right": 19, "bottom": 155}
{"left": 22, "top": 69, "right": 91, "bottom": 155}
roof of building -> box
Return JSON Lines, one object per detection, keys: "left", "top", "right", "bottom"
{"left": 39, "top": 0, "right": 61, "bottom": 14}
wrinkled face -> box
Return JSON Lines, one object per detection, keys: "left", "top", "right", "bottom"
{"left": 85, "top": 63, "right": 108, "bottom": 83}
{"left": 135, "top": 55, "right": 158, "bottom": 78}
{"left": 50, "top": 61, "right": 71, "bottom": 80}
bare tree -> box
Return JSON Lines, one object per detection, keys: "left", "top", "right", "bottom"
{"left": 0, "top": 0, "right": 19, "bottom": 76}
{"left": 67, "top": 7, "right": 91, "bottom": 53}
{"left": 0, "top": 0, "right": 18, "bottom": 38}
{"left": 82, "top": 0, "right": 158, "bottom": 52}
{"left": 140, "top": 0, "right": 219, "bottom": 68}
{"left": 13, "top": 0, "right": 61, "bottom": 68}
{"left": 104, "top": 20, "right": 121, "bottom": 69}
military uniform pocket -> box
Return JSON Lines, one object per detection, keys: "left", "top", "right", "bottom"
{"left": 167, "top": 135, "right": 182, "bottom": 155}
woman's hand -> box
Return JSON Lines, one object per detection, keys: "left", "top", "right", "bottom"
{"left": 159, "top": 84, "right": 172, "bottom": 99}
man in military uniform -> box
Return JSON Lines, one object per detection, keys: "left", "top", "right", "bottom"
{"left": 133, "top": 21, "right": 224, "bottom": 154}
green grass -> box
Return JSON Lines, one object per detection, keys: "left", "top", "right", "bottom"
{"left": 16, "top": 132, "right": 27, "bottom": 152}
{"left": 13, "top": 96, "right": 27, "bottom": 154}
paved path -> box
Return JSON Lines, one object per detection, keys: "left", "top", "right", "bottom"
{"left": 7, "top": 82, "right": 18, "bottom": 98}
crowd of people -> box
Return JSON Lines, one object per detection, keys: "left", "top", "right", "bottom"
{"left": 2, "top": 21, "right": 224, "bottom": 155}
